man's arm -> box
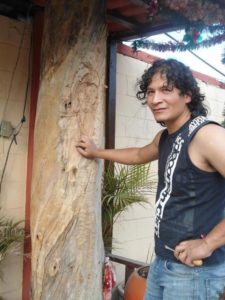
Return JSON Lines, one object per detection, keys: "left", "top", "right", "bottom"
{"left": 76, "top": 130, "right": 163, "bottom": 165}
{"left": 175, "top": 124, "right": 225, "bottom": 266}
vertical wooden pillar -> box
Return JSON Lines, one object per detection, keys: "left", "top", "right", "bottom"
{"left": 106, "top": 37, "right": 117, "bottom": 150}
{"left": 104, "top": 37, "right": 117, "bottom": 251}
{"left": 23, "top": 8, "right": 44, "bottom": 300}
{"left": 30, "top": 1, "right": 107, "bottom": 299}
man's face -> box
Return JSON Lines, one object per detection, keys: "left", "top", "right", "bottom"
{"left": 146, "top": 73, "right": 191, "bottom": 125}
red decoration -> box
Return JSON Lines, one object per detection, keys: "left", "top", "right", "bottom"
{"left": 103, "top": 257, "right": 116, "bottom": 300}
{"left": 148, "top": 0, "right": 159, "bottom": 16}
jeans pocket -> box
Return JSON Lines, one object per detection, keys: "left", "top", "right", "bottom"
{"left": 164, "top": 260, "right": 194, "bottom": 278}
{"left": 206, "top": 277, "right": 225, "bottom": 300}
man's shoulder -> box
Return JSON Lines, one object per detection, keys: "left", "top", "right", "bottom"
{"left": 190, "top": 122, "right": 225, "bottom": 152}
{"left": 187, "top": 116, "right": 222, "bottom": 138}
{"left": 193, "top": 122, "right": 224, "bottom": 138}
{"left": 188, "top": 122, "right": 225, "bottom": 173}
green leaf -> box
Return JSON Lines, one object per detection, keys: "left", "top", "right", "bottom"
{"left": 0, "top": 209, "right": 25, "bottom": 275}
{"left": 102, "top": 162, "right": 156, "bottom": 250}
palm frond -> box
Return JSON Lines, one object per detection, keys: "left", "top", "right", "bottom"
{"left": 0, "top": 211, "right": 25, "bottom": 263}
{"left": 102, "top": 162, "right": 155, "bottom": 249}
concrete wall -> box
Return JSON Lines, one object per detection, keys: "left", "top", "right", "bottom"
{"left": 0, "top": 16, "right": 31, "bottom": 300}
{"left": 113, "top": 54, "right": 160, "bottom": 264}
{"left": 113, "top": 49, "right": 225, "bottom": 265}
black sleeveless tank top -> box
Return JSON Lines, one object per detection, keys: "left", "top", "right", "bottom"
{"left": 155, "top": 116, "right": 225, "bottom": 265}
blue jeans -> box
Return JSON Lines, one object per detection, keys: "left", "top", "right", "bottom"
{"left": 144, "top": 256, "right": 225, "bottom": 300}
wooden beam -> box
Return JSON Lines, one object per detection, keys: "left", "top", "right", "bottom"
{"left": 22, "top": 8, "right": 45, "bottom": 300}
{"left": 129, "top": 0, "right": 149, "bottom": 8}
{"left": 107, "top": 0, "right": 148, "bottom": 10}
{"left": 110, "top": 23, "right": 186, "bottom": 41}
{"left": 105, "top": 38, "right": 117, "bottom": 151}
{"left": 0, "top": 0, "right": 27, "bottom": 11}
{"left": 33, "top": 0, "right": 47, "bottom": 7}
{"left": 119, "top": 5, "right": 147, "bottom": 17}
{"left": 107, "top": 11, "right": 139, "bottom": 30}
{"left": 0, "top": 0, "right": 44, "bottom": 18}
{"left": 107, "top": 0, "right": 130, "bottom": 10}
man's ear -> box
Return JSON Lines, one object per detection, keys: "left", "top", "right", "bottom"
{"left": 185, "top": 92, "right": 192, "bottom": 103}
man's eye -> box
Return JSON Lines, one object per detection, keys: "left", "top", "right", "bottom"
{"left": 162, "top": 87, "right": 172, "bottom": 92}
{"left": 147, "top": 90, "right": 154, "bottom": 95}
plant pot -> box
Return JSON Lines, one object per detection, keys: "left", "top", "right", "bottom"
{"left": 124, "top": 266, "right": 149, "bottom": 300}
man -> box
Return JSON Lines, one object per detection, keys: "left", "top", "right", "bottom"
{"left": 77, "top": 59, "right": 225, "bottom": 300}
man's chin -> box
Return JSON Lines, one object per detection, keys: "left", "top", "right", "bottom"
{"left": 154, "top": 115, "right": 166, "bottom": 122}
{"left": 153, "top": 116, "right": 166, "bottom": 126}
{"left": 156, "top": 120, "right": 166, "bottom": 126}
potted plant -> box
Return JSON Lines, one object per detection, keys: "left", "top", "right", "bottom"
{"left": 101, "top": 163, "right": 155, "bottom": 299}
{"left": 0, "top": 209, "right": 25, "bottom": 290}
{"left": 102, "top": 162, "right": 153, "bottom": 251}
{"left": 124, "top": 266, "right": 149, "bottom": 300}
{"left": 0, "top": 213, "right": 25, "bottom": 260}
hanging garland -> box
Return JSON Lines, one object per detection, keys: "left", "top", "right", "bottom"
{"left": 132, "top": 32, "right": 225, "bottom": 52}
{"left": 222, "top": 48, "right": 225, "bottom": 65}
{"left": 134, "top": 1, "right": 225, "bottom": 64}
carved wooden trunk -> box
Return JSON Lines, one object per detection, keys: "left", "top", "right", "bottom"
{"left": 31, "top": 1, "right": 106, "bottom": 299}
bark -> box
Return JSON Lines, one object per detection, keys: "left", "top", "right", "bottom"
{"left": 30, "top": 1, "right": 107, "bottom": 299}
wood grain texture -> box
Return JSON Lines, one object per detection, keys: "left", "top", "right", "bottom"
{"left": 30, "top": 1, "right": 107, "bottom": 299}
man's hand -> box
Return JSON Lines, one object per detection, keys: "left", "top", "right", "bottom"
{"left": 174, "top": 239, "right": 213, "bottom": 267}
{"left": 76, "top": 136, "right": 99, "bottom": 158}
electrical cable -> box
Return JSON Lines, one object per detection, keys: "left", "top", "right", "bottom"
{"left": 22, "top": 26, "right": 33, "bottom": 121}
{"left": 0, "top": 6, "right": 33, "bottom": 193}
{"left": 0, "top": 123, "right": 23, "bottom": 192}
{"left": 2, "top": 23, "right": 26, "bottom": 120}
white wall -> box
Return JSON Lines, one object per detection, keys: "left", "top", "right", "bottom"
{"left": 0, "top": 16, "right": 31, "bottom": 300}
{"left": 199, "top": 80, "right": 225, "bottom": 122}
{"left": 113, "top": 52, "right": 225, "bottom": 265}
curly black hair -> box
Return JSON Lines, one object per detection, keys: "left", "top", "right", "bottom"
{"left": 136, "top": 58, "right": 208, "bottom": 120}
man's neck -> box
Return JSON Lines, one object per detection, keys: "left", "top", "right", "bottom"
{"left": 165, "top": 113, "right": 191, "bottom": 134}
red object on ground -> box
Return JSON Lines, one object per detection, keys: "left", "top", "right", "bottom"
{"left": 103, "top": 257, "right": 116, "bottom": 300}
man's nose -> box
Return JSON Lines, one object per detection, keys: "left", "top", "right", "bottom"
{"left": 148, "top": 92, "right": 162, "bottom": 105}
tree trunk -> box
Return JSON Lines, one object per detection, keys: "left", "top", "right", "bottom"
{"left": 30, "top": 1, "right": 107, "bottom": 299}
